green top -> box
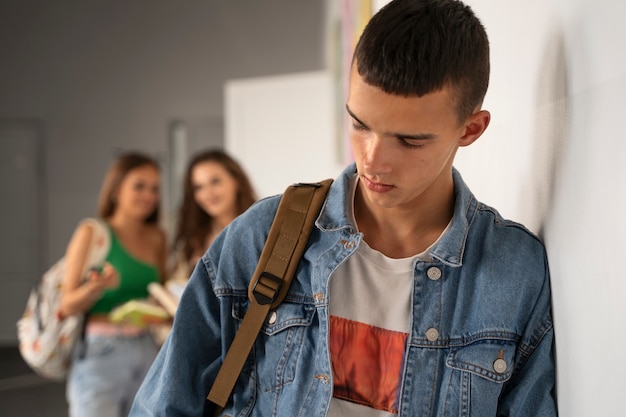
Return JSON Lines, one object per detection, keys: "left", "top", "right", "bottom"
{"left": 90, "top": 226, "right": 160, "bottom": 314}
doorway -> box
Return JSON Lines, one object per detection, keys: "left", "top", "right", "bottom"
{"left": 0, "top": 121, "right": 44, "bottom": 345}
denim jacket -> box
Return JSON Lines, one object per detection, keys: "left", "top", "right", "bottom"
{"left": 129, "top": 164, "right": 557, "bottom": 417}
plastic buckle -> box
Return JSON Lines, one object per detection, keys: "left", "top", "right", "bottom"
{"left": 252, "top": 272, "right": 283, "bottom": 305}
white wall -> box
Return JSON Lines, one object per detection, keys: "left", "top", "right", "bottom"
{"left": 225, "top": 71, "right": 343, "bottom": 198}
{"left": 456, "top": 2, "right": 626, "bottom": 415}
{"left": 229, "top": 1, "right": 626, "bottom": 415}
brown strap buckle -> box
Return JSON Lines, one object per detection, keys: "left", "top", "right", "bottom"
{"left": 251, "top": 272, "right": 283, "bottom": 305}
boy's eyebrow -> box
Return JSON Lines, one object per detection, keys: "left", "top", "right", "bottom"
{"left": 345, "top": 104, "right": 367, "bottom": 128}
{"left": 345, "top": 104, "right": 437, "bottom": 140}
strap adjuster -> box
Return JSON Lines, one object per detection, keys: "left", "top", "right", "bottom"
{"left": 252, "top": 272, "right": 283, "bottom": 305}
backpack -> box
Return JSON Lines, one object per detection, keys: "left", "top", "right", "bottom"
{"left": 16, "top": 218, "right": 110, "bottom": 380}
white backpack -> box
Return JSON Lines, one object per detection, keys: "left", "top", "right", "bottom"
{"left": 16, "top": 218, "right": 110, "bottom": 380}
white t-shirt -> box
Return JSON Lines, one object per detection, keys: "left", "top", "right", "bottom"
{"left": 327, "top": 175, "right": 436, "bottom": 416}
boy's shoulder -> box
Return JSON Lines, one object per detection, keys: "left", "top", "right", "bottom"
{"left": 452, "top": 169, "right": 545, "bottom": 251}
{"left": 211, "top": 193, "right": 283, "bottom": 255}
{"left": 469, "top": 201, "right": 547, "bottom": 264}
{"left": 477, "top": 201, "right": 543, "bottom": 241}
{"left": 234, "top": 193, "right": 282, "bottom": 230}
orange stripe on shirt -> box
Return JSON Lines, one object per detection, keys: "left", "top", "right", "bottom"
{"left": 330, "top": 315, "right": 408, "bottom": 413}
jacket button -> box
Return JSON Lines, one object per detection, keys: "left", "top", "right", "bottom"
{"left": 341, "top": 240, "right": 355, "bottom": 249}
{"left": 426, "top": 328, "right": 439, "bottom": 341}
{"left": 427, "top": 267, "right": 442, "bottom": 281}
{"left": 314, "top": 374, "right": 330, "bottom": 384}
{"left": 268, "top": 311, "right": 277, "bottom": 325}
{"left": 493, "top": 358, "right": 507, "bottom": 374}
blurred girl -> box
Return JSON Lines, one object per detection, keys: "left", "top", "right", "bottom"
{"left": 172, "top": 149, "right": 256, "bottom": 278}
{"left": 60, "top": 152, "right": 167, "bottom": 417}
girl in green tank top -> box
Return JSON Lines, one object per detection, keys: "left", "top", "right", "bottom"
{"left": 59, "top": 153, "right": 167, "bottom": 417}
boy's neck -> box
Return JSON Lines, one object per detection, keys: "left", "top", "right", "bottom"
{"left": 354, "top": 185, "right": 454, "bottom": 259}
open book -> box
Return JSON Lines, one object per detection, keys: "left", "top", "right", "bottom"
{"left": 109, "top": 299, "right": 171, "bottom": 328}
{"left": 147, "top": 281, "right": 185, "bottom": 316}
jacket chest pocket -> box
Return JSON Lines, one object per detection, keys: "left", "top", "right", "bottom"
{"left": 447, "top": 340, "right": 515, "bottom": 382}
{"left": 444, "top": 340, "right": 516, "bottom": 416}
{"left": 232, "top": 299, "right": 316, "bottom": 393}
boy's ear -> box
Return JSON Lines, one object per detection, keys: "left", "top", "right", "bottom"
{"left": 459, "top": 110, "right": 490, "bottom": 147}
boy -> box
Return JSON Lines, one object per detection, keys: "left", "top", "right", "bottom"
{"left": 129, "top": 0, "right": 557, "bottom": 415}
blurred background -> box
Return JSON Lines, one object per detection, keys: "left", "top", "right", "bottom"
{"left": 1, "top": 0, "right": 625, "bottom": 416}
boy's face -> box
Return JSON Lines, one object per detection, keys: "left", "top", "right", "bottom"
{"left": 346, "top": 66, "right": 488, "bottom": 213}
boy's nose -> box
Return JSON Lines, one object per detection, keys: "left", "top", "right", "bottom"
{"left": 363, "top": 136, "right": 392, "bottom": 174}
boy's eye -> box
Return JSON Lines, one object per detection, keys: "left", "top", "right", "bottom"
{"left": 399, "top": 138, "right": 425, "bottom": 149}
{"left": 351, "top": 121, "right": 368, "bottom": 131}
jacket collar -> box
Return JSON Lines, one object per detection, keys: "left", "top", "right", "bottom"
{"left": 317, "top": 163, "right": 477, "bottom": 267}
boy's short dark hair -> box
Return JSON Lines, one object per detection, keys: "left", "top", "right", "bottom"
{"left": 353, "top": 0, "right": 490, "bottom": 122}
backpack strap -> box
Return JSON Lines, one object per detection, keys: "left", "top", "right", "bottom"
{"left": 77, "top": 218, "right": 110, "bottom": 360}
{"left": 207, "top": 179, "right": 333, "bottom": 409}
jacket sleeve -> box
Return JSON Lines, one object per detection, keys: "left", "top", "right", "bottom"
{"left": 128, "top": 256, "right": 224, "bottom": 417}
{"left": 497, "top": 260, "right": 558, "bottom": 417}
